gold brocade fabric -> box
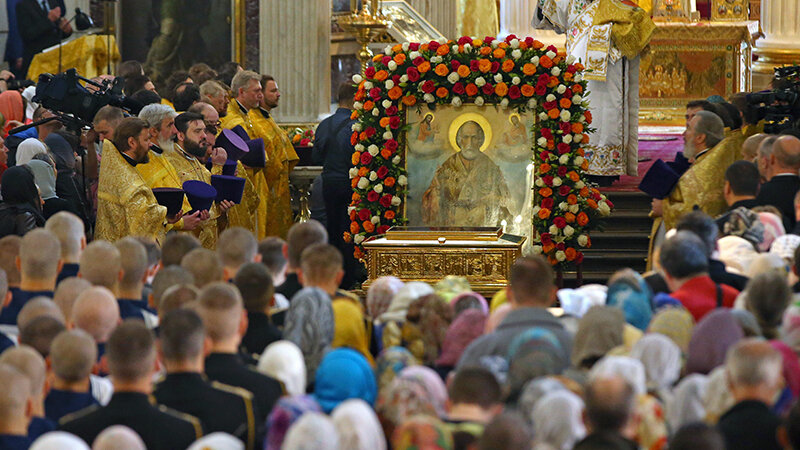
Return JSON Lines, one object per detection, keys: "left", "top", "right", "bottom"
{"left": 226, "top": 161, "right": 260, "bottom": 234}
{"left": 163, "top": 146, "right": 223, "bottom": 249}
{"left": 27, "top": 35, "right": 120, "bottom": 81}
{"left": 663, "top": 137, "right": 740, "bottom": 229}
{"left": 95, "top": 140, "right": 167, "bottom": 244}
{"left": 728, "top": 129, "right": 745, "bottom": 161}
{"left": 458, "top": 0, "right": 499, "bottom": 39}
{"left": 248, "top": 109, "right": 299, "bottom": 240}
{"left": 593, "top": 0, "right": 655, "bottom": 59}
{"left": 136, "top": 149, "right": 192, "bottom": 231}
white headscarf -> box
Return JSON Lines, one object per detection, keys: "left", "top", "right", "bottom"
{"left": 665, "top": 373, "right": 708, "bottom": 432}
{"left": 717, "top": 235, "right": 758, "bottom": 275}
{"left": 702, "top": 366, "right": 735, "bottom": 424}
{"left": 532, "top": 390, "right": 586, "bottom": 450}
{"left": 588, "top": 355, "right": 647, "bottom": 395}
{"left": 377, "top": 281, "right": 434, "bottom": 324}
{"left": 258, "top": 340, "right": 306, "bottom": 397}
{"left": 187, "top": 432, "right": 244, "bottom": 450}
{"left": 366, "top": 276, "right": 405, "bottom": 320}
{"left": 22, "top": 85, "right": 38, "bottom": 120}
{"left": 331, "top": 399, "right": 387, "bottom": 450}
{"left": 30, "top": 432, "right": 89, "bottom": 450}
{"left": 92, "top": 425, "right": 146, "bottom": 450}
{"left": 630, "top": 333, "right": 682, "bottom": 393}
{"left": 557, "top": 284, "right": 607, "bottom": 318}
{"left": 282, "top": 411, "right": 339, "bottom": 450}
{"left": 16, "top": 138, "right": 47, "bottom": 166}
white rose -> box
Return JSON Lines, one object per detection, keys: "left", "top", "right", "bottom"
{"left": 352, "top": 74, "right": 363, "bottom": 83}
{"left": 398, "top": 175, "right": 408, "bottom": 186}
{"left": 353, "top": 101, "right": 363, "bottom": 110}
{"left": 352, "top": 123, "right": 362, "bottom": 132}
{"left": 410, "top": 51, "right": 421, "bottom": 60}
{"left": 475, "top": 96, "right": 485, "bottom": 106}
{"left": 560, "top": 110, "right": 571, "bottom": 122}
{"left": 402, "top": 42, "right": 410, "bottom": 51}
{"left": 493, "top": 73, "right": 503, "bottom": 83}
{"left": 439, "top": 38, "right": 447, "bottom": 45}
{"left": 388, "top": 61, "right": 397, "bottom": 71}
{"left": 500, "top": 98, "right": 509, "bottom": 108}
{"left": 431, "top": 55, "right": 442, "bottom": 64}
{"left": 451, "top": 45, "right": 459, "bottom": 54}
{"left": 528, "top": 98, "right": 537, "bottom": 109}
{"left": 369, "top": 171, "right": 378, "bottom": 181}
{"left": 566, "top": 55, "right": 576, "bottom": 64}
{"left": 354, "top": 234, "right": 365, "bottom": 245}
{"left": 385, "top": 80, "right": 394, "bottom": 90}
{"left": 546, "top": 50, "right": 556, "bottom": 59}
{"left": 510, "top": 38, "right": 520, "bottom": 48}
{"left": 400, "top": 74, "right": 409, "bottom": 83}
{"left": 553, "top": 177, "right": 562, "bottom": 186}
{"left": 551, "top": 67, "right": 561, "bottom": 76}
{"left": 364, "top": 81, "right": 373, "bottom": 89}
{"left": 511, "top": 49, "right": 522, "bottom": 59}
{"left": 530, "top": 56, "right": 540, "bottom": 65}
{"left": 557, "top": 85, "right": 566, "bottom": 94}
{"left": 451, "top": 96, "right": 462, "bottom": 107}
{"left": 383, "top": 131, "right": 393, "bottom": 140}
{"left": 579, "top": 115, "right": 586, "bottom": 123}
{"left": 374, "top": 183, "right": 383, "bottom": 193}
{"left": 535, "top": 178, "right": 544, "bottom": 187}
{"left": 537, "top": 137, "right": 547, "bottom": 147}
{"left": 347, "top": 206, "right": 355, "bottom": 214}
{"left": 382, "top": 99, "right": 392, "bottom": 109}
{"left": 575, "top": 74, "right": 583, "bottom": 83}
{"left": 559, "top": 202, "right": 568, "bottom": 211}
{"left": 349, "top": 168, "right": 358, "bottom": 178}
{"left": 533, "top": 206, "right": 541, "bottom": 216}
{"left": 570, "top": 204, "right": 580, "bottom": 214}
{"left": 355, "top": 144, "right": 365, "bottom": 152}
{"left": 368, "top": 145, "right": 379, "bottom": 156}
{"left": 574, "top": 156, "right": 584, "bottom": 165}
{"left": 546, "top": 94, "right": 556, "bottom": 102}
{"left": 491, "top": 40, "right": 499, "bottom": 48}
{"left": 564, "top": 225, "right": 575, "bottom": 237}
{"left": 555, "top": 250, "right": 566, "bottom": 261}
{"left": 573, "top": 94, "right": 582, "bottom": 104}
{"left": 563, "top": 134, "right": 573, "bottom": 144}
{"left": 357, "top": 177, "right": 369, "bottom": 189}
{"left": 464, "top": 43, "right": 472, "bottom": 52}
{"left": 423, "top": 93, "right": 435, "bottom": 103}
{"left": 384, "top": 46, "right": 392, "bottom": 55}
{"left": 391, "top": 196, "right": 401, "bottom": 206}
{"left": 532, "top": 245, "right": 543, "bottom": 255}
{"left": 575, "top": 180, "right": 585, "bottom": 189}
{"left": 599, "top": 202, "right": 611, "bottom": 216}
{"left": 371, "top": 215, "right": 380, "bottom": 224}
{"left": 512, "top": 76, "right": 521, "bottom": 85}
{"left": 392, "top": 156, "right": 401, "bottom": 165}
{"left": 550, "top": 225, "right": 559, "bottom": 234}
{"left": 475, "top": 77, "right": 486, "bottom": 87}
{"left": 372, "top": 108, "right": 380, "bottom": 117}
{"left": 539, "top": 112, "right": 549, "bottom": 121}
{"left": 578, "top": 234, "right": 589, "bottom": 247}
{"left": 447, "top": 72, "right": 460, "bottom": 84}
{"left": 559, "top": 154, "right": 570, "bottom": 164}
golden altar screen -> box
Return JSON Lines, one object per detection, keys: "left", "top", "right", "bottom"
{"left": 404, "top": 105, "right": 536, "bottom": 244}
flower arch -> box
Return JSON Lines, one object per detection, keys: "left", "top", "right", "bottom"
{"left": 345, "top": 34, "right": 614, "bottom": 268}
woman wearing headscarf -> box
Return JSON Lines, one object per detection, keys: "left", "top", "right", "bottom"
{"left": 331, "top": 399, "right": 387, "bottom": 450}
{"left": 507, "top": 327, "right": 569, "bottom": 401}
{"left": 282, "top": 411, "right": 339, "bottom": 450}
{"left": 376, "top": 346, "right": 419, "bottom": 392}
{"left": 332, "top": 293, "right": 374, "bottom": 365}
{"left": 378, "top": 282, "right": 434, "bottom": 351}
{"left": 647, "top": 306, "right": 695, "bottom": 354}
{"left": 485, "top": 303, "right": 511, "bottom": 334}
{"left": 0, "top": 90, "right": 26, "bottom": 136}
{"left": 686, "top": 308, "right": 744, "bottom": 375}
{"left": 45, "top": 133, "right": 90, "bottom": 229}
{"left": 435, "top": 309, "right": 487, "bottom": 376}
{"left": 531, "top": 390, "right": 586, "bottom": 450}
{"left": 758, "top": 211, "right": 785, "bottom": 252}
{"left": 392, "top": 415, "right": 454, "bottom": 450}
{"left": 571, "top": 306, "right": 625, "bottom": 370}
{"left": 416, "top": 295, "right": 454, "bottom": 365}
{"left": 283, "top": 287, "right": 335, "bottom": 385}
{"left": 15, "top": 137, "right": 46, "bottom": 166}
{"left": 265, "top": 395, "right": 323, "bottom": 450}
{"left": 376, "top": 373, "right": 440, "bottom": 438}
{"left": 630, "top": 333, "right": 682, "bottom": 401}
{"left": 0, "top": 165, "right": 44, "bottom": 236}
{"left": 450, "top": 292, "right": 489, "bottom": 317}
{"left": 397, "top": 366, "right": 448, "bottom": 417}
{"left": 367, "top": 276, "right": 405, "bottom": 320}
{"left": 313, "top": 348, "right": 377, "bottom": 414}
{"left": 666, "top": 374, "right": 709, "bottom": 432}
{"left": 769, "top": 340, "right": 800, "bottom": 415}
{"left": 702, "top": 366, "right": 735, "bottom": 424}
{"left": 26, "top": 159, "right": 73, "bottom": 220}
{"left": 257, "top": 340, "right": 306, "bottom": 397}
{"left": 606, "top": 269, "right": 654, "bottom": 331}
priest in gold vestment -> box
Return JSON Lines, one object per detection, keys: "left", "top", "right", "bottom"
{"left": 95, "top": 118, "right": 169, "bottom": 244}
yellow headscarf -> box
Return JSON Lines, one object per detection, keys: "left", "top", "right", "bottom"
{"left": 332, "top": 298, "right": 374, "bottom": 365}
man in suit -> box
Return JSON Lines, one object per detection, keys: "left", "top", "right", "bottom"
{"left": 755, "top": 135, "right": 800, "bottom": 231}
{"left": 15, "top": 0, "right": 70, "bottom": 79}
{"left": 715, "top": 160, "right": 760, "bottom": 232}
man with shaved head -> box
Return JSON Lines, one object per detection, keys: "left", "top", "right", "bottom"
{"left": 756, "top": 135, "right": 800, "bottom": 230}
{"left": 158, "top": 284, "right": 199, "bottom": 319}
{"left": 115, "top": 238, "right": 157, "bottom": 325}
{"left": 149, "top": 266, "right": 194, "bottom": 313}
{"left": 0, "top": 346, "right": 53, "bottom": 440}
{"left": 53, "top": 277, "right": 92, "bottom": 323}
{"left": 0, "top": 230, "right": 62, "bottom": 325}
{"left": 17, "top": 297, "right": 64, "bottom": 331}
{"left": 45, "top": 212, "right": 86, "bottom": 283}
{"left": 69, "top": 287, "right": 120, "bottom": 363}
{"left": 78, "top": 241, "right": 122, "bottom": 293}
{"left": 18, "top": 316, "right": 65, "bottom": 359}
{"left": 44, "top": 330, "right": 99, "bottom": 423}
{"left": 181, "top": 248, "right": 224, "bottom": 288}
{"left": 0, "top": 363, "right": 34, "bottom": 448}
{"left": 276, "top": 220, "right": 328, "bottom": 300}
{"left": 0, "top": 270, "right": 14, "bottom": 353}
{"left": 217, "top": 227, "right": 260, "bottom": 280}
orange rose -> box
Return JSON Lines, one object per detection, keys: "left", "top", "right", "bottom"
{"left": 388, "top": 86, "right": 403, "bottom": 100}
{"left": 436, "top": 44, "right": 450, "bottom": 56}
{"left": 519, "top": 41, "right": 528, "bottom": 50}
{"left": 363, "top": 100, "right": 374, "bottom": 110}
{"left": 363, "top": 221, "right": 375, "bottom": 233}
{"left": 354, "top": 247, "right": 364, "bottom": 260}
{"left": 480, "top": 46, "right": 492, "bottom": 56}
{"left": 539, "top": 187, "right": 553, "bottom": 197}
{"left": 498, "top": 42, "right": 509, "bottom": 49}
{"left": 392, "top": 44, "right": 402, "bottom": 53}
{"left": 533, "top": 40, "right": 545, "bottom": 49}
{"left": 352, "top": 152, "right": 360, "bottom": 165}
{"left": 350, "top": 132, "right": 358, "bottom": 146}
{"left": 420, "top": 44, "right": 429, "bottom": 51}
{"left": 384, "top": 210, "right": 396, "bottom": 220}
{"left": 493, "top": 48, "right": 506, "bottom": 59}
{"left": 575, "top": 63, "right": 585, "bottom": 71}
{"left": 394, "top": 53, "right": 406, "bottom": 65}
{"left": 359, "top": 131, "right": 368, "bottom": 141}
{"left": 380, "top": 149, "right": 392, "bottom": 159}
{"left": 582, "top": 135, "right": 590, "bottom": 145}
{"left": 587, "top": 199, "right": 598, "bottom": 209}
{"left": 354, "top": 89, "right": 365, "bottom": 101}
{"left": 435, "top": 63, "right": 449, "bottom": 77}
{"left": 567, "top": 194, "right": 578, "bottom": 205}
{"left": 372, "top": 54, "right": 383, "bottom": 63}
{"left": 501, "top": 60, "right": 515, "bottom": 72}
{"left": 538, "top": 208, "right": 551, "bottom": 219}
{"left": 379, "top": 117, "right": 390, "bottom": 128}
{"left": 358, "top": 167, "right": 369, "bottom": 177}
{"left": 352, "top": 192, "right": 361, "bottom": 202}
{"left": 374, "top": 70, "right": 388, "bottom": 81}
{"left": 522, "top": 63, "right": 536, "bottom": 76}
{"left": 546, "top": 139, "right": 555, "bottom": 149}
{"left": 436, "top": 87, "right": 449, "bottom": 98}
{"left": 563, "top": 72, "right": 573, "bottom": 82}
{"left": 418, "top": 61, "right": 431, "bottom": 73}
{"left": 580, "top": 187, "right": 590, "bottom": 198}
{"left": 465, "top": 83, "right": 479, "bottom": 96}
{"left": 521, "top": 84, "right": 535, "bottom": 97}
{"left": 350, "top": 177, "right": 358, "bottom": 188}
{"left": 565, "top": 248, "right": 577, "bottom": 261}
{"left": 350, "top": 221, "right": 361, "bottom": 234}
{"left": 560, "top": 98, "right": 572, "bottom": 109}
{"left": 577, "top": 212, "right": 589, "bottom": 226}
{"left": 540, "top": 55, "right": 553, "bottom": 69}
{"left": 349, "top": 210, "right": 357, "bottom": 221}
{"left": 457, "top": 65, "right": 471, "bottom": 78}
{"left": 578, "top": 148, "right": 585, "bottom": 157}
{"left": 568, "top": 171, "right": 580, "bottom": 182}
{"left": 478, "top": 59, "right": 492, "bottom": 73}
{"left": 539, "top": 163, "right": 551, "bottom": 174}
{"left": 565, "top": 212, "right": 576, "bottom": 223}
{"left": 548, "top": 109, "right": 560, "bottom": 119}
{"left": 384, "top": 177, "right": 396, "bottom": 187}
{"left": 553, "top": 55, "right": 563, "bottom": 65}
{"left": 584, "top": 111, "right": 593, "bottom": 124}
{"left": 572, "top": 84, "right": 583, "bottom": 93}
{"left": 495, "top": 82, "right": 509, "bottom": 97}
{"left": 548, "top": 76, "right": 559, "bottom": 88}
{"left": 343, "top": 232, "right": 352, "bottom": 243}
{"left": 402, "top": 95, "right": 417, "bottom": 106}
{"left": 571, "top": 123, "right": 584, "bottom": 133}
{"left": 543, "top": 243, "right": 555, "bottom": 254}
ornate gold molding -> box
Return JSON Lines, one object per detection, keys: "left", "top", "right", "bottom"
{"left": 753, "top": 47, "right": 800, "bottom": 74}
{"left": 233, "top": 0, "right": 246, "bottom": 66}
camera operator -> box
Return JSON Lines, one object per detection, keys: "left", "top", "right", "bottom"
{"left": 16, "top": 0, "right": 71, "bottom": 80}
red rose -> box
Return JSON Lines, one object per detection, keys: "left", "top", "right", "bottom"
{"left": 385, "top": 139, "right": 399, "bottom": 151}
{"left": 538, "top": 74, "right": 550, "bottom": 84}
{"left": 365, "top": 67, "right": 376, "bottom": 78}
{"left": 535, "top": 85, "right": 547, "bottom": 96}
{"left": 470, "top": 60, "right": 479, "bottom": 71}
{"left": 369, "top": 87, "right": 381, "bottom": 100}
{"left": 360, "top": 152, "right": 373, "bottom": 165}
{"left": 560, "top": 122, "right": 572, "bottom": 134}
{"left": 540, "top": 151, "right": 550, "bottom": 161}
{"left": 365, "top": 127, "right": 376, "bottom": 137}
{"left": 505, "top": 34, "right": 518, "bottom": 43}
{"left": 382, "top": 56, "right": 391, "bottom": 66}
{"left": 451, "top": 60, "right": 461, "bottom": 71}
{"left": 421, "top": 80, "right": 436, "bottom": 93}
{"left": 593, "top": 192, "right": 602, "bottom": 201}
{"left": 554, "top": 217, "right": 567, "bottom": 229}
{"left": 367, "top": 191, "right": 379, "bottom": 202}
{"left": 547, "top": 45, "right": 558, "bottom": 53}
{"left": 543, "top": 101, "right": 557, "bottom": 110}
{"left": 392, "top": 75, "right": 401, "bottom": 84}
{"left": 300, "top": 138, "right": 311, "bottom": 146}
{"left": 458, "top": 36, "right": 472, "bottom": 45}
{"left": 358, "top": 208, "right": 371, "bottom": 221}
{"left": 557, "top": 143, "right": 571, "bottom": 155}
{"left": 377, "top": 166, "right": 389, "bottom": 179}
{"left": 377, "top": 225, "right": 391, "bottom": 234}
{"left": 556, "top": 242, "right": 566, "bottom": 251}
{"left": 484, "top": 36, "right": 495, "bottom": 44}
{"left": 540, "top": 232, "right": 552, "bottom": 244}
{"left": 482, "top": 83, "right": 494, "bottom": 95}
{"left": 576, "top": 252, "right": 584, "bottom": 264}
{"left": 490, "top": 61, "right": 500, "bottom": 73}
{"left": 452, "top": 82, "right": 465, "bottom": 95}
{"left": 428, "top": 41, "right": 441, "bottom": 51}
{"left": 563, "top": 88, "right": 572, "bottom": 98}
{"left": 566, "top": 64, "right": 576, "bottom": 74}
{"left": 413, "top": 56, "right": 425, "bottom": 66}
{"left": 386, "top": 105, "right": 398, "bottom": 116}
{"left": 525, "top": 37, "right": 534, "bottom": 46}
{"left": 558, "top": 185, "right": 571, "bottom": 196}
{"left": 409, "top": 42, "right": 420, "bottom": 51}
{"left": 542, "top": 197, "right": 554, "bottom": 209}
{"left": 557, "top": 166, "right": 567, "bottom": 177}
{"left": 379, "top": 194, "right": 393, "bottom": 208}
{"left": 407, "top": 67, "right": 420, "bottom": 82}
{"left": 540, "top": 128, "right": 553, "bottom": 139}
{"left": 508, "top": 85, "right": 521, "bottom": 99}
{"left": 543, "top": 175, "right": 554, "bottom": 186}
{"left": 606, "top": 199, "right": 615, "bottom": 209}
{"left": 389, "top": 116, "right": 401, "bottom": 129}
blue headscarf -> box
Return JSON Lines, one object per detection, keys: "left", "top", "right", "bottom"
{"left": 313, "top": 348, "right": 377, "bottom": 413}
{"left": 606, "top": 272, "right": 654, "bottom": 330}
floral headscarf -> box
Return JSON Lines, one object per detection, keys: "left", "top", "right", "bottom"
{"left": 647, "top": 307, "right": 695, "bottom": 353}
{"left": 367, "top": 276, "right": 405, "bottom": 320}
{"left": 758, "top": 212, "right": 785, "bottom": 252}
{"left": 721, "top": 206, "right": 764, "bottom": 248}
{"left": 265, "top": 395, "right": 322, "bottom": 450}
{"left": 391, "top": 415, "right": 454, "bottom": 450}
{"left": 376, "top": 346, "right": 418, "bottom": 391}
{"left": 397, "top": 366, "right": 448, "bottom": 416}
{"left": 376, "top": 376, "right": 440, "bottom": 436}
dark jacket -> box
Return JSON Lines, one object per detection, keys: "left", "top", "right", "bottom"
{"left": 15, "top": 0, "right": 68, "bottom": 70}
{"left": 0, "top": 202, "right": 43, "bottom": 237}
{"left": 717, "top": 400, "right": 781, "bottom": 450}
{"left": 204, "top": 353, "right": 283, "bottom": 427}
{"left": 756, "top": 174, "right": 800, "bottom": 231}
{"left": 241, "top": 311, "right": 282, "bottom": 358}
{"left": 312, "top": 107, "right": 356, "bottom": 182}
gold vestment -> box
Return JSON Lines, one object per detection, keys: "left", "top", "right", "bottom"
{"left": 226, "top": 160, "right": 260, "bottom": 233}
{"left": 136, "top": 147, "right": 191, "bottom": 231}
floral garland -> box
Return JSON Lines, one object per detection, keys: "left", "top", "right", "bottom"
{"left": 344, "top": 34, "right": 614, "bottom": 267}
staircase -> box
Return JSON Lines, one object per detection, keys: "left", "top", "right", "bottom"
{"left": 562, "top": 191, "right": 653, "bottom": 287}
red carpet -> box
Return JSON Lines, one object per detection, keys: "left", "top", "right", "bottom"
{"left": 605, "top": 132, "right": 685, "bottom": 192}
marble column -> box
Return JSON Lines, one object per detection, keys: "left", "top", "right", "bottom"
{"left": 754, "top": 0, "right": 800, "bottom": 77}
{"left": 260, "top": 0, "right": 330, "bottom": 123}
{"left": 405, "top": 0, "right": 458, "bottom": 38}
